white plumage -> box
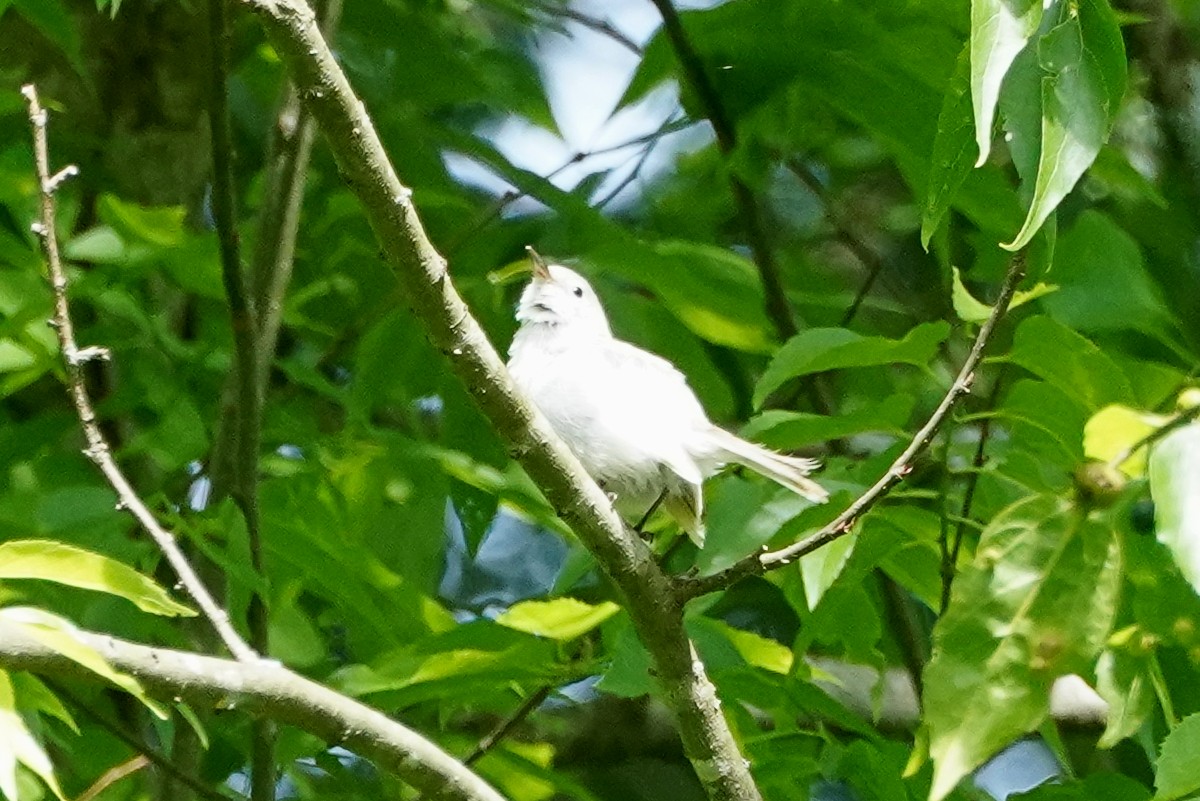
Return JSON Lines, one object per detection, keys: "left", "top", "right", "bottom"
{"left": 507, "top": 255, "right": 828, "bottom": 546}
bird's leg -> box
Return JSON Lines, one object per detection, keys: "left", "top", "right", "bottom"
{"left": 634, "top": 489, "right": 668, "bottom": 534}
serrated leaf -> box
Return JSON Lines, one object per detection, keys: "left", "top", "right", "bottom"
{"left": 0, "top": 608, "right": 168, "bottom": 719}
{"left": 754, "top": 322, "right": 951, "bottom": 408}
{"left": 923, "top": 44, "right": 976, "bottom": 248}
{"left": 496, "top": 598, "right": 620, "bottom": 641}
{"left": 0, "top": 540, "right": 195, "bottom": 617}
{"left": 0, "top": 669, "right": 65, "bottom": 801}
{"left": 1156, "top": 712, "right": 1200, "bottom": 800}
{"left": 970, "top": 0, "right": 1044, "bottom": 166}
{"left": 923, "top": 495, "right": 1121, "bottom": 801}
{"left": 951, "top": 267, "right": 1057, "bottom": 323}
{"left": 1003, "top": 0, "right": 1127, "bottom": 250}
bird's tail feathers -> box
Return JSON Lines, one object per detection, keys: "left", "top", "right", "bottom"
{"left": 707, "top": 428, "right": 830, "bottom": 504}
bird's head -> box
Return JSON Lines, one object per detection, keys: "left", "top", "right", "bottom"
{"left": 516, "top": 248, "right": 611, "bottom": 338}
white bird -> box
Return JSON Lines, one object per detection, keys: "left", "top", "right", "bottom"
{"left": 507, "top": 250, "right": 829, "bottom": 547}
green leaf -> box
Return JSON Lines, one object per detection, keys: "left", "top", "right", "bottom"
{"left": 1083, "top": 404, "right": 1165, "bottom": 478}
{"left": 1042, "top": 211, "right": 1183, "bottom": 348}
{"left": 1156, "top": 712, "right": 1200, "bottom": 800}
{"left": 704, "top": 620, "right": 794, "bottom": 674}
{"left": 0, "top": 540, "right": 195, "bottom": 617}
{"left": 742, "top": 395, "right": 915, "bottom": 449}
{"left": 1094, "top": 649, "right": 1154, "bottom": 749}
{"left": 923, "top": 44, "right": 976, "bottom": 248}
{"left": 0, "top": 608, "right": 167, "bottom": 719}
{"left": 1007, "top": 316, "right": 1135, "bottom": 411}
{"left": 970, "top": 0, "right": 1043, "bottom": 166}
{"left": 951, "top": 267, "right": 1057, "bottom": 323}
{"left": 754, "top": 322, "right": 951, "bottom": 408}
{"left": 0, "top": 669, "right": 65, "bottom": 801}
{"left": 12, "top": 0, "right": 84, "bottom": 77}
{"left": 496, "top": 598, "right": 620, "bottom": 641}
{"left": 1003, "top": 0, "right": 1127, "bottom": 250}
{"left": 589, "top": 240, "right": 777, "bottom": 354}
{"left": 1148, "top": 422, "right": 1200, "bottom": 598}
{"left": 10, "top": 673, "right": 77, "bottom": 735}
{"left": 62, "top": 227, "right": 127, "bottom": 264}
{"left": 96, "top": 195, "right": 187, "bottom": 248}
{"left": 923, "top": 495, "right": 1121, "bottom": 801}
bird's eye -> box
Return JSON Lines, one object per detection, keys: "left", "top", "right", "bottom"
{"left": 572, "top": 286, "right": 584, "bottom": 298}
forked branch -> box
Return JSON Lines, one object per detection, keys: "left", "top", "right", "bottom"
{"left": 678, "top": 254, "right": 1027, "bottom": 600}
{"left": 22, "top": 84, "right": 257, "bottom": 664}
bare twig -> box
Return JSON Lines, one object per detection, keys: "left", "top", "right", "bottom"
{"left": 1106, "top": 402, "right": 1200, "bottom": 472}
{"left": 2, "top": 622, "right": 507, "bottom": 801}
{"left": 679, "top": 254, "right": 1028, "bottom": 600}
{"left": 464, "top": 684, "right": 553, "bottom": 766}
{"left": 647, "top": 0, "right": 797, "bottom": 341}
{"left": 22, "top": 84, "right": 256, "bottom": 662}
{"left": 941, "top": 367, "right": 1006, "bottom": 614}
{"left": 784, "top": 160, "right": 889, "bottom": 328}
{"left": 529, "top": 0, "right": 642, "bottom": 55}
{"left": 75, "top": 756, "right": 152, "bottom": 801}
{"left": 446, "top": 115, "right": 693, "bottom": 256}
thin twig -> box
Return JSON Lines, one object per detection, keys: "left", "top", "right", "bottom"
{"left": 1106, "top": 403, "right": 1200, "bottom": 472}
{"left": 647, "top": 0, "right": 798, "bottom": 340}
{"left": 678, "top": 254, "right": 1027, "bottom": 600}
{"left": 22, "top": 84, "right": 257, "bottom": 662}
{"left": 941, "top": 366, "right": 1006, "bottom": 614}
{"left": 784, "top": 159, "right": 888, "bottom": 328}
{"left": 75, "top": 756, "right": 151, "bottom": 801}
{"left": 464, "top": 685, "right": 553, "bottom": 766}
{"left": 529, "top": 0, "right": 642, "bottom": 55}
{"left": 44, "top": 680, "right": 233, "bottom": 801}
{"left": 446, "top": 115, "right": 692, "bottom": 257}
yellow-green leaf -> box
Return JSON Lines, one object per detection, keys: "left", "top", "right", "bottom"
{"left": 0, "top": 540, "right": 195, "bottom": 617}
{"left": 716, "top": 623, "right": 794, "bottom": 674}
{"left": 0, "top": 608, "right": 168, "bottom": 719}
{"left": 1083, "top": 404, "right": 1166, "bottom": 477}
{"left": 951, "top": 267, "right": 1057, "bottom": 324}
{"left": 496, "top": 599, "right": 620, "bottom": 641}
{"left": 0, "top": 669, "right": 65, "bottom": 800}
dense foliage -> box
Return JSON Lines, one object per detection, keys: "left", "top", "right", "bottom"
{"left": 0, "top": 0, "right": 1198, "bottom": 800}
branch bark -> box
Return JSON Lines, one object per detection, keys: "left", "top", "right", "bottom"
{"left": 679, "top": 255, "right": 1027, "bottom": 600}
{"left": 229, "top": 1, "right": 761, "bottom": 798}
{"left": 0, "top": 621, "right": 507, "bottom": 801}
{"left": 22, "top": 83, "right": 256, "bottom": 665}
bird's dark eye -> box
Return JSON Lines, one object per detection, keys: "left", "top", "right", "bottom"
{"left": 572, "top": 286, "right": 584, "bottom": 298}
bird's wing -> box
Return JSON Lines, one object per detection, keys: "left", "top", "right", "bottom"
{"left": 604, "top": 340, "right": 710, "bottom": 424}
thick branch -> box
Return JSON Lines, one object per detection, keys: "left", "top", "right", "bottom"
{"left": 680, "top": 255, "right": 1027, "bottom": 599}
{"left": 647, "top": 0, "right": 796, "bottom": 341}
{"left": 229, "top": 3, "right": 760, "bottom": 798}
{"left": 22, "top": 84, "right": 256, "bottom": 664}
{"left": 0, "top": 622, "right": 506, "bottom": 801}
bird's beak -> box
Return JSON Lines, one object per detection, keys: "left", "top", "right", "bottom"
{"left": 526, "top": 246, "right": 552, "bottom": 281}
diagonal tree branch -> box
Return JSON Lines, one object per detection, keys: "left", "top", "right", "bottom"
{"left": 22, "top": 83, "right": 256, "bottom": 665}
{"left": 646, "top": 0, "right": 797, "bottom": 341}
{"left": 0, "top": 622, "right": 507, "bottom": 801}
{"left": 678, "top": 254, "right": 1027, "bottom": 600}
{"left": 227, "top": 2, "right": 761, "bottom": 798}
